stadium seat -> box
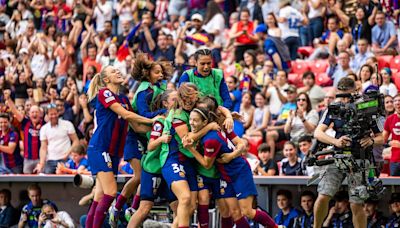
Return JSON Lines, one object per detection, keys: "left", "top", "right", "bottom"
{"left": 297, "top": 46, "right": 314, "bottom": 58}
{"left": 291, "top": 61, "right": 310, "bottom": 74}
{"left": 390, "top": 56, "right": 400, "bottom": 72}
{"left": 309, "top": 60, "right": 329, "bottom": 74}
{"left": 316, "top": 73, "right": 333, "bottom": 87}
{"left": 288, "top": 73, "right": 303, "bottom": 87}
{"left": 393, "top": 72, "right": 400, "bottom": 90}
{"left": 377, "top": 55, "right": 393, "bottom": 70}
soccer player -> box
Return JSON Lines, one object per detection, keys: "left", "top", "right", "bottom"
{"left": 84, "top": 66, "right": 155, "bottom": 228}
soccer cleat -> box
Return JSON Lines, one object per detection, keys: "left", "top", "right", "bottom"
{"left": 108, "top": 206, "right": 120, "bottom": 228}
{"left": 124, "top": 207, "right": 136, "bottom": 222}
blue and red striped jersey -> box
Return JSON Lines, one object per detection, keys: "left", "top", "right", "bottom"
{"left": 0, "top": 129, "right": 23, "bottom": 169}
{"left": 89, "top": 88, "right": 132, "bottom": 157}
{"left": 201, "top": 130, "right": 248, "bottom": 182}
{"left": 21, "top": 118, "right": 42, "bottom": 160}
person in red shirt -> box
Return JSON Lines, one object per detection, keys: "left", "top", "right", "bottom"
{"left": 383, "top": 94, "right": 400, "bottom": 176}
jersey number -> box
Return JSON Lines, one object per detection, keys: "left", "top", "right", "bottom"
{"left": 102, "top": 152, "right": 112, "bottom": 163}
{"left": 288, "top": 18, "right": 299, "bottom": 29}
{"left": 152, "top": 177, "right": 161, "bottom": 189}
{"left": 171, "top": 163, "right": 185, "bottom": 174}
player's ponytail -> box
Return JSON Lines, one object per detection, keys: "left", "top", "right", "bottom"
{"left": 87, "top": 67, "right": 108, "bottom": 101}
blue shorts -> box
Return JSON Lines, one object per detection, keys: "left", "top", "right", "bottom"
{"left": 197, "top": 175, "right": 235, "bottom": 199}
{"left": 140, "top": 170, "right": 177, "bottom": 202}
{"left": 229, "top": 166, "right": 258, "bottom": 200}
{"left": 87, "top": 146, "right": 119, "bottom": 175}
{"left": 123, "top": 131, "right": 146, "bottom": 161}
{"left": 162, "top": 156, "right": 198, "bottom": 192}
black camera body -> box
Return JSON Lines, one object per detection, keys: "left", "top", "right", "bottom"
{"left": 327, "top": 91, "right": 385, "bottom": 151}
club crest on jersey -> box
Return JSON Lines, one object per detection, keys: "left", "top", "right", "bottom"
{"left": 103, "top": 90, "right": 115, "bottom": 103}
{"left": 154, "top": 123, "right": 162, "bottom": 132}
{"left": 179, "top": 171, "right": 185, "bottom": 177}
{"left": 107, "top": 162, "right": 112, "bottom": 168}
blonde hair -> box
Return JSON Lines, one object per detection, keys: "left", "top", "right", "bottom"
{"left": 87, "top": 66, "right": 110, "bottom": 101}
{"left": 175, "top": 83, "right": 199, "bottom": 110}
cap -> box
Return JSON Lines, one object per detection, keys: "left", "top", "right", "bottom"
{"left": 191, "top": 13, "right": 203, "bottom": 22}
{"left": 285, "top": 85, "right": 297, "bottom": 93}
{"left": 389, "top": 193, "right": 400, "bottom": 204}
{"left": 255, "top": 24, "right": 267, "bottom": 34}
{"left": 19, "top": 48, "right": 28, "bottom": 55}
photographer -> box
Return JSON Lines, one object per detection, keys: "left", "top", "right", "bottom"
{"left": 38, "top": 204, "right": 74, "bottom": 228}
{"left": 313, "top": 77, "right": 384, "bottom": 228}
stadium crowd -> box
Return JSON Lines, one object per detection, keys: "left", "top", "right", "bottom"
{"left": 0, "top": 0, "right": 400, "bottom": 227}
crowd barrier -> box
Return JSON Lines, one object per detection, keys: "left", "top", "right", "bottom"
{"left": 1, "top": 175, "right": 400, "bottom": 222}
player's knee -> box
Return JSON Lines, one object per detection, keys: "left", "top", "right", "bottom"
{"left": 178, "top": 192, "right": 191, "bottom": 208}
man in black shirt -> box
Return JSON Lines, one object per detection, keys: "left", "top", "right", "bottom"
{"left": 323, "top": 191, "right": 353, "bottom": 228}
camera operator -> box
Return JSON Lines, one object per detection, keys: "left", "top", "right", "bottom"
{"left": 313, "top": 77, "right": 384, "bottom": 228}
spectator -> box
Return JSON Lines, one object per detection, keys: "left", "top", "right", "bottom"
{"left": 255, "top": 143, "right": 278, "bottom": 176}
{"left": 350, "top": 39, "right": 374, "bottom": 73}
{"left": 323, "top": 191, "right": 353, "bottom": 228}
{"left": 38, "top": 203, "right": 74, "bottom": 228}
{"left": 97, "top": 43, "right": 127, "bottom": 77}
{"left": 264, "top": 70, "right": 290, "bottom": 120}
{"left": 267, "top": 85, "right": 297, "bottom": 157}
{"left": 358, "top": 64, "right": 374, "bottom": 91}
{"left": 0, "top": 189, "right": 17, "bottom": 227}
{"left": 298, "top": 71, "right": 326, "bottom": 109}
{"left": 239, "top": 0, "right": 264, "bottom": 25}
{"left": 385, "top": 95, "right": 395, "bottom": 117}
{"left": 280, "top": 141, "right": 303, "bottom": 176}
{"left": 284, "top": 92, "right": 319, "bottom": 144}
{"left": 383, "top": 94, "right": 400, "bottom": 176}
{"left": 226, "top": 76, "right": 242, "bottom": 113}
{"left": 92, "top": 0, "right": 112, "bottom": 33}
{"left": 306, "top": 0, "right": 324, "bottom": 45}
{"left": 298, "top": 135, "right": 315, "bottom": 177}
{"left": 256, "top": 60, "right": 274, "bottom": 87}
{"left": 151, "top": 32, "right": 176, "bottom": 62}
{"left": 0, "top": 112, "right": 23, "bottom": 174}
{"left": 387, "top": 193, "right": 400, "bottom": 227}
{"left": 228, "top": 8, "right": 259, "bottom": 63}
{"left": 277, "top": 0, "right": 308, "bottom": 60}
{"left": 203, "top": 1, "right": 226, "bottom": 47}
{"left": 327, "top": 51, "right": 353, "bottom": 87}
{"left": 380, "top": 68, "right": 398, "bottom": 97}
{"left": 293, "top": 190, "right": 315, "bottom": 228}
{"left": 18, "top": 184, "right": 57, "bottom": 228}
{"left": 239, "top": 92, "right": 255, "bottom": 130}
{"left": 245, "top": 92, "right": 270, "bottom": 139}
{"left": 168, "top": 0, "right": 188, "bottom": 23}
{"left": 340, "top": 6, "right": 376, "bottom": 46}
{"left": 5, "top": 98, "right": 42, "bottom": 174}
{"left": 364, "top": 198, "right": 387, "bottom": 228}
{"left": 35, "top": 104, "right": 79, "bottom": 174}
{"left": 80, "top": 30, "right": 102, "bottom": 85}
{"left": 372, "top": 11, "right": 398, "bottom": 56}
{"left": 275, "top": 189, "right": 300, "bottom": 227}
{"left": 56, "top": 144, "right": 90, "bottom": 175}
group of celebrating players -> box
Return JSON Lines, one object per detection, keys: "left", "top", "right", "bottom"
{"left": 83, "top": 49, "right": 277, "bottom": 228}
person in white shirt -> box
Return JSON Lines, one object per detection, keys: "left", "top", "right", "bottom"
{"left": 38, "top": 203, "right": 74, "bottom": 228}
{"left": 35, "top": 104, "right": 79, "bottom": 174}
{"left": 202, "top": 1, "right": 226, "bottom": 47}
{"left": 92, "top": 0, "right": 112, "bottom": 33}
{"left": 264, "top": 70, "right": 289, "bottom": 119}
{"left": 277, "top": 0, "right": 308, "bottom": 60}
{"left": 380, "top": 67, "right": 398, "bottom": 97}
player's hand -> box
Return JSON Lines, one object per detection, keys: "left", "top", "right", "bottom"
{"left": 360, "top": 137, "right": 374, "bottom": 148}
{"left": 232, "top": 112, "right": 244, "bottom": 123}
{"left": 160, "top": 134, "right": 172, "bottom": 144}
{"left": 334, "top": 135, "right": 351, "bottom": 148}
{"left": 223, "top": 117, "right": 234, "bottom": 133}
{"left": 20, "top": 212, "right": 28, "bottom": 223}
{"left": 182, "top": 135, "right": 194, "bottom": 148}
{"left": 152, "top": 115, "right": 165, "bottom": 122}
